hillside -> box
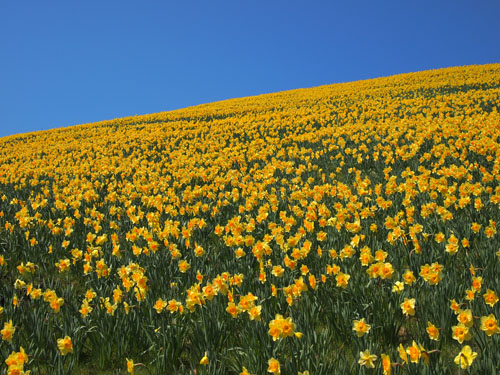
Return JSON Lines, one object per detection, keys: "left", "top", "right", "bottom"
{"left": 1, "top": 64, "right": 500, "bottom": 374}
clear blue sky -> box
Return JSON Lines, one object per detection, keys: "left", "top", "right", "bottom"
{"left": 1, "top": 0, "right": 499, "bottom": 138}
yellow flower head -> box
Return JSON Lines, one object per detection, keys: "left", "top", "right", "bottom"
{"left": 126, "top": 358, "right": 134, "bottom": 374}
{"left": 358, "top": 349, "right": 377, "bottom": 368}
{"left": 200, "top": 353, "right": 209, "bottom": 366}
{"left": 352, "top": 318, "right": 371, "bottom": 337}
{"left": 400, "top": 298, "right": 416, "bottom": 317}
{"left": 426, "top": 321, "right": 439, "bottom": 341}
{"left": 57, "top": 336, "right": 73, "bottom": 355}
{"left": 5, "top": 347, "right": 29, "bottom": 375}
{"left": 454, "top": 345, "right": 477, "bottom": 370}
{"left": 480, "top": 314, "right": 500, "bottom": 336}
{"left": 392, "top": 281, "right": 404, "bottom": 293}
{"left": 406, "top": 341, "right": 421, "bottom": 363}
{"left": 398, "top": 344, "right": 408, "bottom": 364}
{"left": 471, "top": 276, "right": 482, "bottom": 292}
{"left": 248, "top": 305, "right": 262, "bottom": 321}
{"left": 457, "top": 309, "right": 473, "bottom": 327}
{"left": 335, "top": 272, "right": 350, "bottom": 288}
{"left": 403, "top": 270, "right": 417, "bottom": 285}
{"left": 452, "top": 323, "right": 471, "bottom": 344}
{"left": 178, "top": 260, "right": 190, "bottom": 273}
{"left": 226, "top": 302, "right": 240, "bottom": 318}
{"left": 268, "top": 314, "right": 296, "bottom": 340}
{"left": 153, "top": 298, "right": 167, "bottom": 314}
{"left": 483, "top": 289, "right": 499, "bottom": 307}
{"left": 272, "top": 265, "right": 284, "bottom": 277}
{"left": 1, "top": 320, "right": 15, "bottom": 342}
{"left": 378, "top": 262, "right": 394, "bottom": 279}
{"left": 381, "top": 353, "right": 391, "bottom": 375}
{"left": 449, "top": 299, "right": 460, "bottom": 313}
{"left": 267, "top": 358, "right": 280, "bottom": 374}
{"left": 465, "top": 288, "right": 476, "bottom": 301}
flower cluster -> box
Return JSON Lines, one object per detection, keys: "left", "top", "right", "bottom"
{"left": 0, "top": 64, "right": 499, "bottom": 374}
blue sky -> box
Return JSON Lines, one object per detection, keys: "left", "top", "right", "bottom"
{"left": 1, "top": 1, "right": 499, "bottom": 138}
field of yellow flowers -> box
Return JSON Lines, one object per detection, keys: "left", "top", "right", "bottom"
{"left": 1, "top": 64, "right": 500, "bottom": 374}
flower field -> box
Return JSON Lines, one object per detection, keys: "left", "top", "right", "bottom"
{"left": 1, "top": 64, "right": 500, "bottom": 374}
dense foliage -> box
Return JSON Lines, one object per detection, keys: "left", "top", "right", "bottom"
{"left": 1, "top": 64, "right": 500, "bottom": 374}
